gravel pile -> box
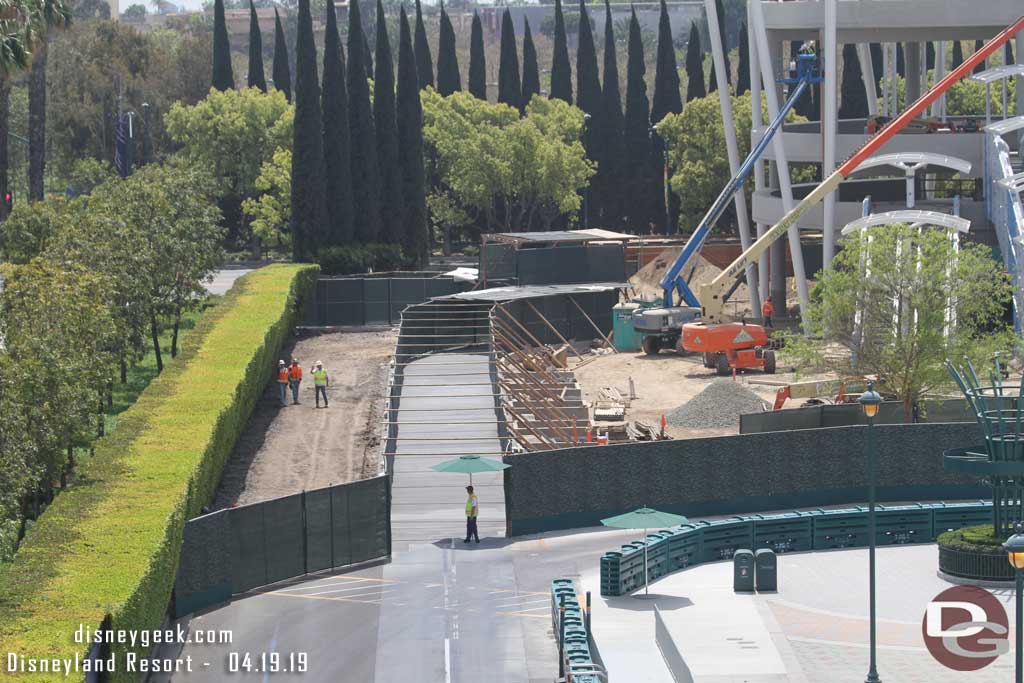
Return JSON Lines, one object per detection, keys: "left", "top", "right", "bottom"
{"left": 666, "top": 379, "right": 769, "bottom": 429}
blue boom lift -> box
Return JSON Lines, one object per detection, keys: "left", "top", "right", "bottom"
{"left": 633, "top": 48, "right": 822, "bottom": 357}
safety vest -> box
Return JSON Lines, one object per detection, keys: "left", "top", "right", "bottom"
{"left": 762, "top": 300, "right": 775, "bottom": 317}
{"left": 313, "top": 369, "right": 328, "bottom": 386}
{"left": 289, "top": 365, "right": 302, "bottom": 380}
{"left": 465, "top": 495, "right": 478, "bottom": 517}
{"left": 277, "top": 369, "right": 288, "bottom": 383}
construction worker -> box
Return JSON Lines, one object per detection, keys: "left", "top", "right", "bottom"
{"left": 311, "top": 360, "right": 329, "bottom": 408}
{"left": 761, "top": 296, "right": 775, "bottom": 329}
{"left": 464, "top": 485, "right": 480, "bottom": 544}
{"left": 276, "top": 360, "right": 289, "bottom": 406}
{"left": 288, "top": 358, "right": 302, "bottom": 405}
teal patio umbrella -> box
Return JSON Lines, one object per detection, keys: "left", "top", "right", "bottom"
{"left": 602, "top": 507, "right": 689, "bottom": 596}
{"left": 430, "top": 455, "right": 510, "bottom": 486}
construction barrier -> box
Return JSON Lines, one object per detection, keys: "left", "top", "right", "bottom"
{"left": 739, "top": 399, "right": 974, "bottom": 434}
{"left": 303, "top": 274, "right": 470, "bottom": 326}
{"left": 173, "top": 476, "right": 391, "bottom": 616}
{"left": 551, "top": 578, "right": 605, "bottom": 682}
{"left": 480, "top": 243, "right": 626, "bottom": 287}
{"left": 599, "top": 500, "right": 992, "bottom": 596}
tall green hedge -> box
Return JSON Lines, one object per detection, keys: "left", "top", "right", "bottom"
{"left": 0, "top": 264, "right": 318, "bottom": 681}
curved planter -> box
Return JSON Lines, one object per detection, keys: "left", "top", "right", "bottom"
{"left": 938, "top": 545, "right": 1013, "bottom": 582}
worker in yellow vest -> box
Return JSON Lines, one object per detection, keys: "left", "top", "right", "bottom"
{"left": 464, "top": 485, "right": 480, "bottom": 543}
{"left": 311, "top": 360, "right": 329, "bottom": 408}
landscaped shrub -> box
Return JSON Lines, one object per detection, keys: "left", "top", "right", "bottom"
{"left": 0, "top": 264, "right": 318, "bottom": 682}
{"left": 317, "top": 242, "right": 406, "bottom": 275}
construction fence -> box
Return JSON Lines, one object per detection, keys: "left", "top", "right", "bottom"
{"left": 303, "top": 274, "right": 470, "bottom": 327}
{"left": 173, "top": 475, "right": 391, "bottom": 616}
{"left": 739, "top": 399, "right": 973, "bottom": 434}
{"left": 480, "top": 243, "right": 626, "bottom": 286}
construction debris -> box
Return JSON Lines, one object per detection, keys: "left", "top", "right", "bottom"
{"left": 627, "top": 421, "right": 671, "bottom": 441}
{"left": 666, "top": 379, "right": 769, "bottom": 429}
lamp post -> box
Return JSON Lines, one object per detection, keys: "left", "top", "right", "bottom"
{"left": 582, "top": 113, "right": 591, "bottom": 231}
{"left": 859, "top": 381, "right": 882, "bottom": 683}
{"left": 1004, "top": 523, "right": 1024, "bottom": 683}
{"left": 648, "top": 123, "right": 671, "bottom": 235}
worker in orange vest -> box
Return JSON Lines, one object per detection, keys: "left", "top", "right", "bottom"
{"left": 288, "top": 358, "right": 303, "bottom": 405}
{"left": 276, "top": 360, "right": 289, "bottom": 406}
{"left": 761, "top": 297, "right": 775, "bottom": 329}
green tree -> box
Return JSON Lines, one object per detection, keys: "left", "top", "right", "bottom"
{"left": 926, "top": 41, "right": 935, "bottom": 71}
{"left": 289, "top": 0, "right": 326, "bottom": 260}
{"left": 272, "top": 8, "right": 292, "bottom": 101}
{"left": 869, "top": 43, "right": 882, "bottom": 96}
{"left": 786, "top": 224, "right": 1015, "bottom": 421}
{"left": 575, "top": 0, "right": 600, "bottom": 119}
{"left": 549, "top": 0, "right": 572, "bottom": 104}
{"left": 599, "top": 0, "right": 623, "bottom": 228}
{"left": 122, "top": 3, "right": 146, "bottom": 17}
{"left": 322, "top": 0, "right": 353, "bottom": 246}
{"left": 735, "top": 21, "right": 749, "bottom": 96}
{"left": 521, "top": 17, "right": 540, "bottom": 110}
{"left": 242, "top": 147, "right": 291, "bottom": 249}
{"left": 413, "top": 0, "right": 433, "bottom": 89}
{"left": 623, "top": 7, "right": 655, "bottom": 232}
{"left": 247, "top": 0, "right": 267, "bottom": 91}
{"left": 0, "top": 197, "right": 68, "bottom": 263}
{"left": 468, "top": 11, "right": 486, "bottom": 100}
{"left": 212, "top": 0, "right": 234, "bottom": 90}
{"left": 397, "top": 6, "right": 428, "bottom": 265}
{"left": 952, "top": 40, "right": 964, "bottom": 69}
{"left": 348, "top": 0, "right": 381, "bottom": 241}
{"left": 436, "top": 4, "right": 460, "bottom": 96}
{"left": 651, "top": 0, "right": 681, "bottom": 123}
{"left": 973, "top": 39, "right": 985, "bottom": 74}
{"left": 497, "top": 9, "right": 521, "bottom": 111}
{"left": 684, "top": 21, "right": 705, "bottom": 102}
{"left": 374, "top": 0, "right": 403, "bottom": 245}
{"left": 838, "top": 43, "right": 867, "bottom": 118}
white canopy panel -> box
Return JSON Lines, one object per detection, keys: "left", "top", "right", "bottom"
{"left": 840, "top": 210, "right": 972, "bottom": 235}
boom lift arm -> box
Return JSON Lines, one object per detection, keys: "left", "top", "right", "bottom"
{"left": 695, "top": 14, "right": 1024, "bottom": 326}
{"left": 660, "top": 52, "right": 822, "bottom": 308}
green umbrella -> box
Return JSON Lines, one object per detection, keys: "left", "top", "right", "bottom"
{"left": 430, "top": 455, "right": 510, "bottom": 486}
{"left": 601, "top": 507, "right": 689, "bottom": 596}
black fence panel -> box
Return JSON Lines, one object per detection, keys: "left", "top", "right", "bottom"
{"left": 306, "top": 276, "right": 468, "bottom": 326}
{"left": 740, "top": 399, "right": 972, "bottom": 434}
{"left": 175, "top": 475, "right": 391, "bottom": 616}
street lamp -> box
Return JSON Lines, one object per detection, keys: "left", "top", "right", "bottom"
{"left": 859, "top": 380, "right": 883, "bottom": 683}
{"left": 1004, "top": 523, "right": 1024, "bottom": 683}
{"left": 582, "top": 112, "right": 591, "bottom": 231}
{"left": 648, "top": 123, "right": 671, "bottom": 235}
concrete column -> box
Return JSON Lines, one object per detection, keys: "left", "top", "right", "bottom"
{"left": 748, "top": 0, "right": 769, "bottom": 305}
{"left": 936, "top": 41, "right": 946, "bottom": 120}
{"left": 906, "top": 42, "right": 921, "bottom": 103}
{"left": 705, "top": 0, "right": 760, "bottom": 313}
{"left": 751, "top": 0, "right": 810, "bottom": 317}
{"left": 822, "top": 0, "right": 838, "bottom": 268}
{"left": 857, "top": 43, "right": 878, "bottom": 117}
{"left": 889, "top": 43, "right": 898, "bottom": 113}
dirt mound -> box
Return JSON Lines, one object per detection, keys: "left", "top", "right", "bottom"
{"left": 665, "top": 379, "right": 768, "bottom": 429}
{"left": 629, "top": 248, "right": 726, "bottom": 302}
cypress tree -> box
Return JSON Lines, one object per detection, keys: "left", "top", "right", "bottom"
{"left": 735, "top": 21, "right": 749, "bottom": 96}
{"left": 348, "top": 0, "right": 381, "bottom": 242}
{"left": 322, "top": 0, "right": 352, "bottom": 246}
{"left": 272, "top": 8, "right": 291, "bottom": 101}
{"left": 973, "top": 40, "right": 985, "bottom": 74}
{"left": 896, "top": 43, "right": 904, "bottom": 77}
{"left": 364, "top": 27, "right": 373, "bottom": 78}
{"left": 289, "top": 0, "right": 326, "bottom": 261}
{"left": 624, "top": 7, "right": 655, "bottom": 233}
{"left": 926, "top": 42, "right": 935, "bottom": 71}
{"left": 212, "top": 0, "right": 234, "bottom": 91}
{"left": 413, "top": 0, "right": 433, "bottom": 89}
{"left": 1006, "top": 41, "right": 1014, "bottom": 67}
{"left": 437, "top": 4, "right": 460, "bottom": 95}
{"left": 838, "top": 44, "right": 867, "bottom": 118}
{"left": 651, "top": 0, "right": 681, "bottom": 123}
{"left": 374, "top": 0, "right": 403, "bottom": 245}
{"left": 575, "top": 0, "right": 601, "bottom": 119}
{"left": 469, "top": 11, "right": 486, "bottom": 99}
{"left": 397, "top": 6, "right": 429, "bottom": 265}
{"left": 684, "top": 21, "right": 705, "bottom": 102}
{"left": 521, "top": 17, "right": 540, "bottom": 109}
{"left": 600, "top": 0, "right": 624, "bottom": 229}
{"left": 707, "top": 0, "right": 729, "bottom": 93}
{"left": 497, "top": 9, "right": 521, "bottom": 110}
{"left": 247, "top": 1, "right": 266, "bottom": 91}
{"left": 952, "top": 40, "right": 964, "bottom": 69}
{"left": 869, "top": 43, "right": 883, "bottom": 96}
{"left": 549, "top": 0, "right": 572, "bottom": 104}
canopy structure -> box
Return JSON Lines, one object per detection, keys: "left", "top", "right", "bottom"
{"left": 840, "top": 210, "right": 971, "bottom": 235}
{"left": 430, "top": 455, "right": 510, "bottom": 486}
{"left": 601, "top": 507, "right": 689, "bottom": 596}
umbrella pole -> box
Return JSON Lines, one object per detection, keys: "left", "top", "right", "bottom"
{"left": 644, "top": 526, "right": 648, "bottom": 596}
{"left": 469, "top": 472, "right": 473, "bottom": 487}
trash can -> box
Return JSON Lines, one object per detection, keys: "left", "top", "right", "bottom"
{"left": 733, "top": 549, "right": 755, "bottom": 592}
{"left": 755, "top": 548, "right": 777, "bottom": 592}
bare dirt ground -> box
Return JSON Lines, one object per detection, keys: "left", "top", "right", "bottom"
{"left": 214, "top": 328, "right": 396, "bottom": 508}
{"left": 572, "top": 349, "right": 834, "bottom": 439}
